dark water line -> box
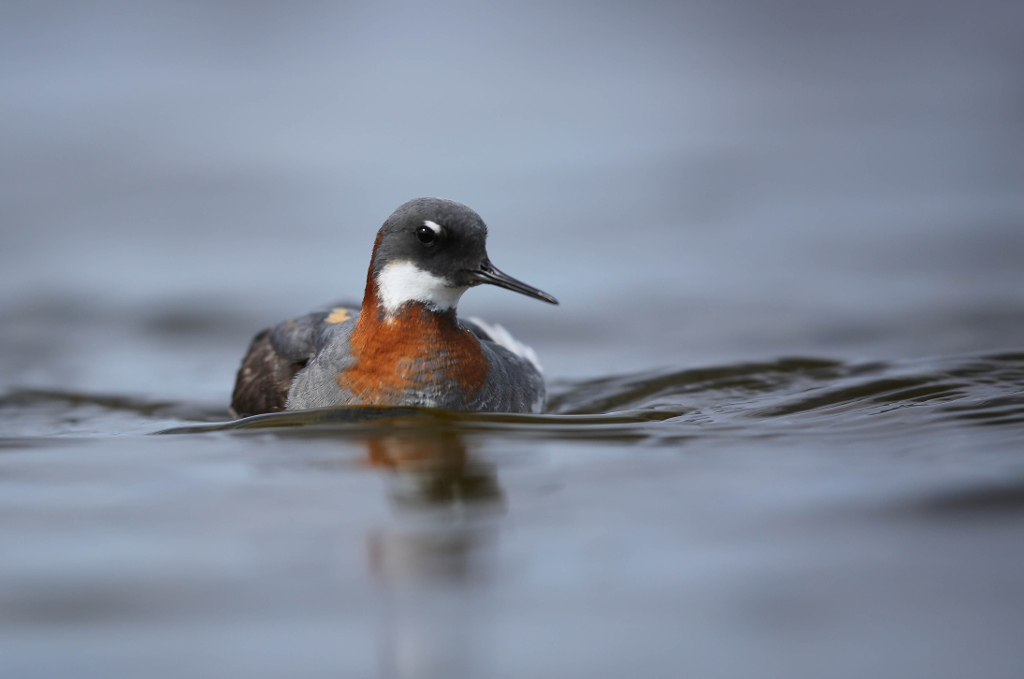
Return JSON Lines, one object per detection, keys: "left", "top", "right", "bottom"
{"left": 155, "top": 404, "right": 691, "bottom": 436}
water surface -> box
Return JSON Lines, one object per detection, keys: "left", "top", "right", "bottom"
{"left": 2, "top": 350, "right": 1023, "bottom": 678}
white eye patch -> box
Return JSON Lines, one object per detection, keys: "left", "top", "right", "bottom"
{"left": 422, "top": 220, "right": 442, "bottom": 234}
{"left": 376, "top": 260, "right": 467, "bottom": 315}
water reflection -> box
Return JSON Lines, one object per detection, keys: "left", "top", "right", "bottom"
{"left": 362, "top": 430, "right": 502, "bottom": 679}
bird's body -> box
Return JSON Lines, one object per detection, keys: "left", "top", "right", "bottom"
{"left": 231, "top": 198, "right": 557, "bottom": 418}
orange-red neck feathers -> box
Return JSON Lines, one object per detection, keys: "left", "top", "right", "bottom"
{"left": 339, "top": 247, "right": 488, "bottom": 403}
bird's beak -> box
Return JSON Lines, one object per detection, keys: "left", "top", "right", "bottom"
{"left": 469, "top": 260, "right": 559, "bottom": 305}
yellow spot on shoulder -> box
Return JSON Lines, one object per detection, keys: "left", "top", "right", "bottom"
{"left": 326, "top": 307, "right": 352, "bottom": 324}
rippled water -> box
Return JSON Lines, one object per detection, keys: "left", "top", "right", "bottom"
{"left": 150, "top": 351, "right": 1024, "bottom": 438}
{"left": 3, "top": 349, "right": 1023, "bottom": 677}
{"left": 4, "top": 2, "right": 1024, "bottom": 677}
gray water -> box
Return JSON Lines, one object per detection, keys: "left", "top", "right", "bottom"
{"left": 2, "top": 2, "right": 1024, "bottom": 677}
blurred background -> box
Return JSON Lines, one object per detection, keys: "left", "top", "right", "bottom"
{"left": 2, "top": 3, "right": 1024, "bottom": 678}
{"left": 2, "top": 0, "right": 1022, "bottom": 400}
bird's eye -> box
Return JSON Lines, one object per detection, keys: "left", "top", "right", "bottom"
{"left": 416, "top": 226, "right": 437, "bottom": 244}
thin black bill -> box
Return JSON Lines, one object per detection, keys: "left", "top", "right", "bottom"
{"left": 470, "top": 260, "right": 559, "bottom": 305}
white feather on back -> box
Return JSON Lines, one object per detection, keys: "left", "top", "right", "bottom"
{"left": 467, "top": 316, "right": 544, "bottom": 374}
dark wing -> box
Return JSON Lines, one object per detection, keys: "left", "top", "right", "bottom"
{"left": 230, "top": 328, "right": 305, "bottom": 417}
{"left": 231, "top": 308, "right": 351, "bottom": 417}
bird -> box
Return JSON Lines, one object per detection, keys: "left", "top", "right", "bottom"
{"left": 230, "top": 197, "right": 558, "bottom": 418}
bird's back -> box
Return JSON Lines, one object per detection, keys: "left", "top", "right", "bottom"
{"left": 230, "top": 306, "right": 350, "bottom": 417}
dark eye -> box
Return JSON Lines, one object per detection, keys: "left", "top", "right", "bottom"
{"left": 416, "top": 226, "right": 438, "bottom": 244}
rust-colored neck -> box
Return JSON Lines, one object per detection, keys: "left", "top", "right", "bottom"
{"left": 342, "top": 234, "right": 488, "bottom": 404}
{"left": 360, "top": 232, "right": 384, "bottom": 320}
{"left": 339, "top": 300, "right": 488, "bottom": 404}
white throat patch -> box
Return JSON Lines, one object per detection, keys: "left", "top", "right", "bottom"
{"left": 376, "top": 260, "right": 467, "bottom": 316}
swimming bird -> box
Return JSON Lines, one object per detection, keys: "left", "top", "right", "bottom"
{"left": 230, "top": 198, "right": 558, "bottom": 418}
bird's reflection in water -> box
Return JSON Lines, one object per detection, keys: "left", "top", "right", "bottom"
{"left": 362, "top": 429, "right": 503, "bottom": 679}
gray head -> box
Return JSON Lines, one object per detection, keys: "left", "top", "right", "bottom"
{"left": 368, "top": 197, "right": 558, "bottom": 315}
